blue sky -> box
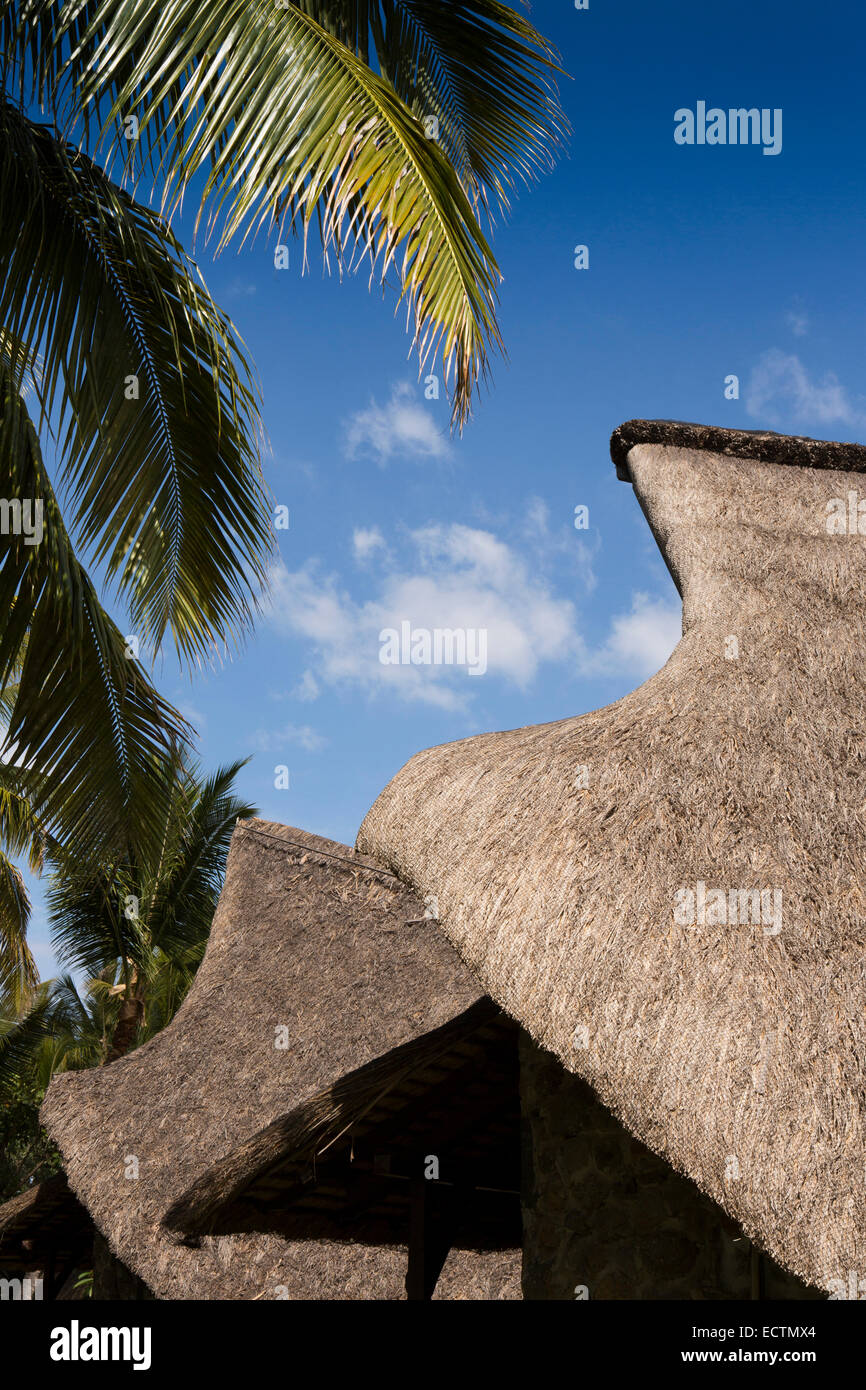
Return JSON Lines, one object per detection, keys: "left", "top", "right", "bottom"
{"left": 25, "top": 0, "right": 866, "bottom": 977}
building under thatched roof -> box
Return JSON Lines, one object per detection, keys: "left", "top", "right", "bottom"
{"left": 0, "top": 1173, "right": 92, "bottom": 1297}
{"left": 356, "top": 419, "right": 866, "bottom": 1297}
{"left": 162, "top": 973, "right": 812, "bottom": 1300}
{"left": 163, "top": 996, "right": 523, "bottom": 1299}
{"left": 36, "top": 820, "right": 521, "bottom": 1299}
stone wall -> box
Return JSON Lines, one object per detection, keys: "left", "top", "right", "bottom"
{"left": 519, "top": 1033, "right": 821, "bottom": 1300}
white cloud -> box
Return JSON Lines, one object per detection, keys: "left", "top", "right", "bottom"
{"left": 524, "top": 496, "right": 550, "bottom": 537}
{"left": 746, "top": 350, "right": 866, "bottom": 430}
{"left": 251, "top": 722, "right": 326, "bottom": 753}
{"left": 265, "top": 669, "right": 321, "bottom": 703}
{"left": 519, "top": 492, "right": 599, "bottom": 594}
{"left": 344, "top": 383, "right": 448, "bottom": 465}
{"left": 352, "top": 526, "right": 387, "bottom": 561}
{"left": 292, "top": 670, "right": 320, "bottom": 702}
{"left": 592, "top": 593, "right": 682, "bottom": 678}
{"left": 785, "top": 311, "right": 808, "bottom": 337}
{"left": 264, "top": 522, "right": 583, "bottom": 710}
{"left": 224, "top": 278, "right": 258, "bottom": 300}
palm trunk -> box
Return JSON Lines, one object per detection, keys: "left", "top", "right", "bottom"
{"left": 104, "top": 970, "right": 144, "bottom": 1063}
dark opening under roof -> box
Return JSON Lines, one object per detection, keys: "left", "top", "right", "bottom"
{"left": 162, "top": 998, "right": 521, "bottom": 1251}
{"left": 0, "top": 1173, "right": 91, "bottom": 1271}
{"left": 610, "top": 419, "right": 866, "bottom": 481}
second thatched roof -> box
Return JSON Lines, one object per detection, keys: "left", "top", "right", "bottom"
{"left": 41, "top": 819, "right": 519, "bottom": 1299}
{"left": 357, "top": 418, "right": 866, "bottom": 1294}
{"left": 0, "top": 1173, "right": 90, "bottom": 1272}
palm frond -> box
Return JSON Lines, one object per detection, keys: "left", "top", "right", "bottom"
{"left": 0, "top": 980, "right": 53, "bottom": 1095}
{"left": 0, "top": 353, "right": 191, "bottom": 862}
{"left": 0, "top": 98, "right": 272, "bottom": 662}
{"left": 298, "top": 0, "right": 567, "bottom": 215}
{"left": 0, "top": 765, "right": 44, "bottom": 871}
{"left": 144, "top": 756, "right": 255, "bottom": 957}
{"left": 46, "top": 752, "right": 255, "bottom": 973}
{"left": 0, "top": 847, "right": 35, "bottom": 999}
{"left": 45, "top": 869, "right": 136, "bottom": 981}
{"left": 60, "top": 1, "right": 505, "bottom": 425}
{"left": 35, "top": 972, "right": 118, "bottom": 1079}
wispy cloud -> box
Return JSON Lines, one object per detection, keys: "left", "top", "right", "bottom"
{"left": 172, "top": 693, "right": 207, "bottom": 735}
{"left": 292, "top": 670, "right": 320, "bottom": 702}
{"left": 520, "top": 493, "right": 599, "bottom": 594}
{"left": 746, "top": 350, "right": 866, "bottom": 431}
{"left": 265, "top": 669, "right": 321, "bottom": 703}
{"left": 344, "top": 383, "right": 448, "bottom": 465}
{"left": 352, "top": 526, "right": 387, "bottom": 561}
{"left": 265, "top": 523, "right": 583, "bottom": 710}
{"left": 591, "top": 593, "right": 682, "bottom": 678}
{"left": 223, "top": 277, "right": 258, "bottom": 300}
{"left": 251, "top": 722, "right": 327, "bottom": 753}
{"left": 785, "top": 310, "right": 808, "bottom": 337}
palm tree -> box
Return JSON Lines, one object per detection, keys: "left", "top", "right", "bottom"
{"left": 0, "top": 969, "right": 129, "bottom": 1198}
{"left": 0, "top": 1, "right": 564, "bottom": 985}
{"left": 0, "top": 754, "right": 255, "bottom": 1195}
{"left": 45, "top": 753, "right": 256, "bottom": 1059}
{"left": 0, "top": 648, "right": 56, "bottom": 1000}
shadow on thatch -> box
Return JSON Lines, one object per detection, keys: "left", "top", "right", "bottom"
{"left": 163, "top": 996, "right": 520, "bottom": 1250}
{"left": 0, "top": 1172, "right": 91, "bottom": 1277}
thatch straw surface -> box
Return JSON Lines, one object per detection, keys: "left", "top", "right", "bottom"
{"left": 41, "top": 820, "right": 519, "bottom": 1298}
{"left": 357, "top": 420, "right": 866, "bottom": 1294}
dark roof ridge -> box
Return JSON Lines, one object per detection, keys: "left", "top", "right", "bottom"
{"left": 610, "top": 419, "right": 866, "bottom": 480}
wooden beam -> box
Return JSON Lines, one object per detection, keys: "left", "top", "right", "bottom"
{"left": 405, "top": 1179, "right": 454, "bottom": 1301}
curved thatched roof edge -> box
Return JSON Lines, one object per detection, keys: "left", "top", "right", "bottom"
{"left": 162, "top": 997, "right": 504, "bottom": 1238}
{"left": 233, "top": 818, "right": 411, "bottom": 885}
{"left": 610, "top": 418, "right": 866, "bottom": 480}
{"left": 0, "top": 1173, "right": 76, "bottom": 1239}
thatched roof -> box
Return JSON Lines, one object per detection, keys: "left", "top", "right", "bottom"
{"left": 41, "top": 820, "right": 519, "bottom": 1299}
{"left": 163, "top": 996, "right": 520, "bottom": 1248}
{"left": 0, "top": 1173, "right": 91, "bottom": 1271}
{"left": 610, "top": 418, "right": 866, "bottom": 480}
{"left": 357, "top": 418, "right": 866, "bottom": 1294}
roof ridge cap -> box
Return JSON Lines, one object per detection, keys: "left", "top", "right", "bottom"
{"left": 610, "top": 419, "right": 866, "bottom": 480}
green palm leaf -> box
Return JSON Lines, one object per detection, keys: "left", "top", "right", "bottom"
{"left": 0, "top": 980, "right": 54, "bottom": 1096}
{"left": 144, "top": 756, "right": 256, "bottom": 959}
{"left": 0, "top": 847, "right": 35, "bottom": 999}
{"left": 0, "top": 763, "right": 44, "bottom": 1000}
{"left": 0, "top": 99, "right": 271, "bottom": 663}
{"left": 297, "top": 0, "right": 566, "bottom": 214}
{"left": 59, "top": 1, "right": 511, "bottom": 424}
{"left": 0, "top": 351, "right": 190, "bottom": 863}
{"left": 3, "top": 2, "right": 564, "bottom": 422}
{"left": 47, "top": 753, "right": 254, "bottom": 975}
